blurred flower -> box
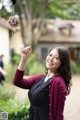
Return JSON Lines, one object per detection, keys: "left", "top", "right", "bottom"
{"left": 8, "top": 17, "right": 18, "bottom": 27}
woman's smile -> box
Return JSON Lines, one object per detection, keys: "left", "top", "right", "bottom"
{"left": 47, "top": 61, "right": 54, "bottom": 65}
{"left": 46, "top": 48, "right": 61, "bottom": 72}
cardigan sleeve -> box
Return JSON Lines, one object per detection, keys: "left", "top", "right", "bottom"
{"left": 55, "top": 77, "right": 67, "bottom": 120}
{"left": 13, "top": 69, "right": 42, "bottom": 89}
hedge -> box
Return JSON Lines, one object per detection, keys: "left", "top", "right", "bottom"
{"left": 0, "top": 99, "right": 29, "bottom": 120}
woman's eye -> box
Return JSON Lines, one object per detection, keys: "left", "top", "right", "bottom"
{"left": 55, "top": 57, "right": 59, "bottom": 60}
{"left": 49, "top": 54, "right": 52, "bottom": 56}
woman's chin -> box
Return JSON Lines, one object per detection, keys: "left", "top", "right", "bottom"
{"left": 46, "top": 66, "right": 53, "bottom": 69}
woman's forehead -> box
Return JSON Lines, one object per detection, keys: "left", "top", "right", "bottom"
{"left": 50, "top": 48, "right": 58, "bottom": 54}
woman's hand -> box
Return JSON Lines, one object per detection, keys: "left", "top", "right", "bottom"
{"left": 0, "top": 67, "right": 7, "bottom": 76}
{"left": 21, "top": 46, "right": 32, "bottom": 61}
{"left": 18, "top": 46, "right": 32, "bottom": 71}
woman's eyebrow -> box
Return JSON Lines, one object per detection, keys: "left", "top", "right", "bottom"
{"left": 50, "top": 53, "right": 59, "bottom": 57}
{"left": 54, "top": 55, "right": 59, "bottom": 58}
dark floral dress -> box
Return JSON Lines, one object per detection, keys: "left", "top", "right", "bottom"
{"left": 28, "top": 76, "right": 51, "bottom": 120}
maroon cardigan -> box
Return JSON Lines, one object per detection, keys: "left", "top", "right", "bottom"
{"left": 13, "top": 69, "right": 67, "bottom": 120}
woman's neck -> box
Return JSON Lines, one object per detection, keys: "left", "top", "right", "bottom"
{"left": 47, "top": 70, "right": 56, "bottom": 78}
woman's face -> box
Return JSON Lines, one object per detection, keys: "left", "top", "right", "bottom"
{"left": 46, "top": 48, "right": 61, "bottom": 72}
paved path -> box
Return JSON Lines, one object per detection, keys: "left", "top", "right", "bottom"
{"left": 15, "top": 75, "right": 80, "bottom": 120}
{"left": 64, "top": 75, "right": 80, "bottom": 120}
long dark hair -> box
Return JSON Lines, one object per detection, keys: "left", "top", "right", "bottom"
{"left": 56, "top": 46, "right": 72, "bottom": 95}
{"left": 46, "top": 46, "right": 72, "bottom": 95}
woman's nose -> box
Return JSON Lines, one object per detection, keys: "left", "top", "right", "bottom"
{"left": 49, "top": 56, "right": 53, "bottom": 61}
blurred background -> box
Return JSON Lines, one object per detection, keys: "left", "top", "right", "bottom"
{"left": 0, "top": 0, "right": 80, "bottom": 120}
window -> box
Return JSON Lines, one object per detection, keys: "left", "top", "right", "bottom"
{"left": 41, "top": 47, "right": 48, "bottom": 61}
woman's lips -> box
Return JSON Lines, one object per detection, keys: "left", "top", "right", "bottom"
{"left": 47, "top": 61, "right": 54, "bottom": 65}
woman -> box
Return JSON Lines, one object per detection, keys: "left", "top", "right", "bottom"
{"left": 0, "top": 55, "right": 6, "bottom": 84}
{"left": 13, "top": 46, "right": 72, "bottom": 120}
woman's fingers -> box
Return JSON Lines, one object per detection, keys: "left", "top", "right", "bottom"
{"left": 21, "top": 46, "right": 32, "bottom": 55}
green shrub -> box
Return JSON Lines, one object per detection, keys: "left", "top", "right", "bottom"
{"left": 71, "top": 61, "right": 80, "bottom": 73}
{"left": 25, "top": 53, "right": 45, "bottom": 75}
{"left": 25, "top": 53, "right": 37, "bottom": 75}
{"left": 29, "top": 62, "right": 45, "bottom": 75}
{"left": 5, "top": 63, "right": 16, "bottom": 83}
{"left": 13, "top": 55, "right": 20, "bottom": 65}
{"left": 11, "top": 54, "right": 20, "bottom": 65}
{"left": 0, "top": 83, "right": 16, "bottom": 100}
{"left": 0, "top": 99, "right": 29, "bottom": 120}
